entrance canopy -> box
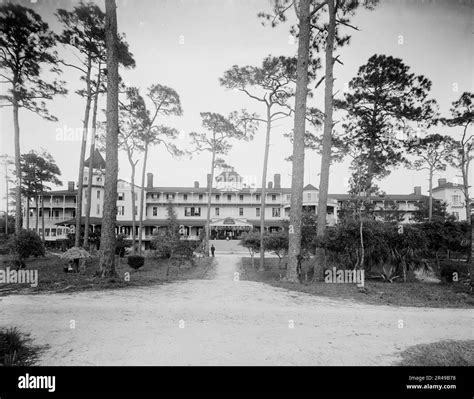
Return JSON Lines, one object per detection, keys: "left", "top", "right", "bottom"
{"left": 209, "top": 218, "right": 253, "bottom": 230}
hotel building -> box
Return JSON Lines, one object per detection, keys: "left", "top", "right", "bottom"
{"left": 22, "top": 150, "right": 470, "bottom": 246}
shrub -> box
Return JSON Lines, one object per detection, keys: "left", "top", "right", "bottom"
{"left": 239, "top": 231, "right": 261, "bottom": 268}
{"left": 9, "top": 230, "right": 45, "bottom": 265}
{"left": 127, "top": 255, "right": 145, "bottom": 270}
{"left": 0, "top": 327, "right": 39, "bottom": 366}
{"left": 263, "top": 231, "right": 288, "bottom": 266}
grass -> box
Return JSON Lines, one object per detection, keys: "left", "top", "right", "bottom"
{"left": 239, "top": 257, "right": 474, "bottom": 308}
{"left": 0, "top": 327, "right": 44, "bottom": 366}
{"left": 395, "top": 340, "right": 474, "bottom": 366}
{"left": 0, "top": 253, "right": 215, "bottom": 296}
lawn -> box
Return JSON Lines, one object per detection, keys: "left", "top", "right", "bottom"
{"left": 0, "top": 253, "right": 215, "bottom": 296}
{"left": 396, "top": 340, "right": 474, "bottom": 366}
{"left": 239, "top": 257, "right": 474, "bottom": 308}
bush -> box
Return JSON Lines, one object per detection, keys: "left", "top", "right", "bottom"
{"left": 127, "top": 255, "right": 145, "bottom": 270}
{"left": 9, "top": 230, "right": 45, "bottom": 264}
{"left": 0, "top": 327, "right": 39, "bottom": 366}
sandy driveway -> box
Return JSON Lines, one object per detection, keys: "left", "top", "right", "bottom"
{"left": 1, "top": 255, "right": 472, "bottom": 365}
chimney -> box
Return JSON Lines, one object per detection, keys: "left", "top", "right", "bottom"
{"left": 268, "top": 181, "right": 273, "bottom": 189}
{"left": 207, "top": 174, "right": 212, "bottom": 188}
{"left": 147, "top": 173, "right": 153, "bottom": 189}
{"left": 274, "top": 173, "right": 281, "bottom": 189}
{"left": 68, "top": 181, "right": 75, "bottom": 191}
{"left": 438, "top": 178, "right": 447, "bottom": 187}
{"left": 194, "top": 181, "right": 199, "bottom": 188}
{"left": 414, "top": 186, "right": 421, "bottom": 196}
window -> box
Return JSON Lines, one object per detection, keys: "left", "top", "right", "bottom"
{"left": 74, "top": 197, "right": 77, "bottom": 203}
{"left": 118, "top": 206, "right": 125, "bottom": 216}
{"left": 72, "top": 210, "right": 76, "bottom": 218}
{"left": 153, "top": 207, "right": 158, "bottom": 216}
{"left": 183, "top": 194, "right": 188, "bottom": 201}
{"left": 118, "top": 192, "right": 124, "bottom": 201}
{"left": 96, "top": 204, "right": 100, "bottom": 215}
{"left": 55, "top": 198, "right": 61, "bottom": 205}
{"left": 452, "top": 211, "right": 459, "bottom": 220}
{"left": 97, "top": 190, "right": 100, "bottom": 199}
{"left": 239, "top": 194, "right": 244, "bottom": 201}
{"left": 199, "top": 194, "right": 203, "bottom": 201}
{"left": 239, "top": 208, "right": 244, "bottom": 216}
{"left": 166, "top": 193, "right": 175, "bottom": 200}
{"left": 215, "top": 207, "right": 220, "bottom": 216}
{"left": 215, "top": 195, "right": 220, "bottom": 201}
{"left": 256, "top": 194, "right": 260, "bottom": 201}
{"left": 51, "top": 228, "right": 56, "bottom": 237}
{"left": 272, "top": 194, "right": 277, "bottom": 201}
{"left": 185, "top": 207, "right": 201, "bottom": 216}
{"left": 227, "top": 195, "right": 232, "bottom": 202}
{"left": 452, "top": 195, "right": 461, "bottom": 204}
{"left": 97, "top": 177, "right": 102, "bottom": 183}
{"left": 134, "top": 206, "right": 138, "bottom": 215}
{"left": 256, "top": 208, "right": 260, "bottom": 217}
{"left": 272, "top": 208, "right": 281, "bottom": 217}
{"left": 39, "top": 209, "right": 42, "bottom": 217}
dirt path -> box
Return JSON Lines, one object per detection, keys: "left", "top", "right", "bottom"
{"left": 1, "top": 255, "right": 472, "bottom": 365}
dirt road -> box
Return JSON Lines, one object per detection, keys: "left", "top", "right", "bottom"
{"left": 1, "top": 255, "right": 472, "bottom": 365}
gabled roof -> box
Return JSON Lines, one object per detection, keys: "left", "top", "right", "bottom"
{"left": 84, "top": 149, "right": 106, "bottom": 170}
{"left": 303, "top": 184, "right": 318, "bottom": 191}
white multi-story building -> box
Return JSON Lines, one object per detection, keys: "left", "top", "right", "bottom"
{"left": 23, "top": 151, "right": 469, "bottom": 247}
{"left": 432, "top": 178, "right": 471, "bottom": 221}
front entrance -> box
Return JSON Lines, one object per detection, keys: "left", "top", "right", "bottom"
{"left": 209, "top": 217, "right": 253, "bottom": 240}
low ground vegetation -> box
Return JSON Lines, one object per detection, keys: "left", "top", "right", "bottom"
{"left": 0, "top": 327, "right": 44, "bottom": 366}
{"left": 0, "top": 253, "right": 214, "bottom": 295}
{"left": 239, "top": 257, "right": 474, "bottom": 308}
{"left": 395, "top": 340, "right": 474, "bottom": 366}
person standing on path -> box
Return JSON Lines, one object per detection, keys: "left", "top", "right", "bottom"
{"left": 211, "top": 244, "right": 215, "bottom": 257}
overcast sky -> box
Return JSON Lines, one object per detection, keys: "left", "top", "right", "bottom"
{"left": 0, "top": 0, "right": 472, "bottom": 207}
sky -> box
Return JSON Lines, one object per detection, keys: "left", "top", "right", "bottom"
{"left": 0, "top": 0, "right": 472, "bottom": 209}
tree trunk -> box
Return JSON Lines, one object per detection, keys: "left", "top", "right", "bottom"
{"left": 428, "top": 166, "right": 433, "bottom": 221}
{"left": 84, "top": 74, "right": 101, "bottom": 248}
{"left": 463, "top": 158, "right": 470, "bottom": 224}
{"left": 204, "top": 148, "right": 216, "bottom": 257}
{"left": 25, "top": 197, "right": 30, "bottom": 230}
{"left": 470, "top": 213, "right": 473, "bottom": 288}
{"left": 35, "top": 195, "right": 39, "bottom": 233}
{"left": 84, "top": 72, "right": 101, "bottom": 250}
{"left": 314, "top": 0, "right": 336, "bottom": 282}
{"left": 41, "top": 195, "right": 45, "bottom": 244}
{"left": 130, "top": 160, "right": 137, "bottom": 249}
{"left": 13, "top": 94, "right": 22, "bottom": 234}
{"left": 74, "top": 58, "right": 93, "bottom": 247}
{"left": 286, "top": 0, "right": 311, "bottom": 282}
{"left": 259, "top": 106, "right": 272, "bottom": 272}
{"left": 138, "top": 142, "right": 149, "bottom": 255}
{"left": 99, "top": 0, "right": 119, "bottom": 277}
{"left": 4, "top": 160, "right": 8, "bottom": 235}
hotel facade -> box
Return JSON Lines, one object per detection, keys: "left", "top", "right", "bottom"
{"left": 22, "top": 150, "right": 471, "bottom": 246}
